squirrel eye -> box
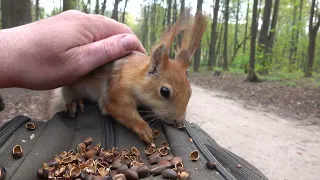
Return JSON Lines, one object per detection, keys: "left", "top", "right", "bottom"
{"left": 160, "top": 86, "right": 170, "bottom": 99}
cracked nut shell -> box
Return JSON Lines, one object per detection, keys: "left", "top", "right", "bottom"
{"left": 12, "top": 145, "right": 23, "bottom": 159}
{"left": 25, "top": 123, "right": 36, "bottom": 130}
{"left": 0, "top": 166, "right": 6, "bottom": 180}
{"left": 189, "top": 150, "right": 200, "bottom": 161}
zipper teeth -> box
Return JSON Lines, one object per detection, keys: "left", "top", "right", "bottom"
{"left": 0, "top": 115, "right": 31, "bottom": 147}
{"left": 104, "top": 117, "right": 116, "bottom": 150}
{"left": 184, "top": 123, "right": 238, "bottom": 180}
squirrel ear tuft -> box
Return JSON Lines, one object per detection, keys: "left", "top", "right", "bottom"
{"left": 148, "top": 44, "right": 168, "bottom": 75}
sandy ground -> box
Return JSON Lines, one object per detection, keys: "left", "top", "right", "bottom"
{"left": 186, "top": 84, "right": 320, "bottom": 180}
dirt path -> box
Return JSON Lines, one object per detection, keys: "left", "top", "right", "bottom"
{"left": 186, "top": 84, "right": 320, "bottom": 180}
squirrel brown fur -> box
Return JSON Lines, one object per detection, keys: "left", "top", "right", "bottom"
{"left": 45, "top": 10, "right": 207, "bottom": 144}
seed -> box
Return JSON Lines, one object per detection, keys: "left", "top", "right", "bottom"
{"left": 117, "top": 164, "right": 129, "bottom": 174}
{"left": 149, "top": 164, "right": 165, "bottom": 175}
{"left": 12, "top": 145, "right": 23, "bottom": 159}
{"left": 170, "top": 157, "right": 182, "bottom": 165}
{"left": 206, "top": 161, "right": 217, "bottom": 170}
{"left": 188, "top": 138, "right": 193, "bottom": 143}
{"left": 136, "top": 165, "right": 149, "bottom": 178}
{"left": 124, "top": 169, "right": 139, "bottom": 180}
{"left": 161, "top": 169, "right": 178, "bottom": 179}
{"left": 112, "top": 173, "right": 126, "bottom": 180}
{"left": 130, "top": 147, "right": 140, "bottom": 157}
{"left": 160, "top": 155, "right": 173, "bottom": 161}
{"left": 0, "top": 166, "right": 5, "bottom": 180}
{"left": 111, "top": 157, "right": 123, "bottom": 168}
{"left": 158, "top": 160, "right": 172, "bottom": 168}
{"left": 84, "top": 137, "right": 93, "bottom": 146}
{"left": 25, "top": 122, "right": 36, "bottom": 130}
{"left": 189, "top": 150, "right": 200, "bottom": 161}
{"left": 178, "top": 171, "right": 190, "bottom": 180}
{"left": 153, "top": 130, "right": 160, "bottom": 138}
{"left": 77, "top": 143, "right": 86, "bottom": 154}
{"left": 84, "top": 149, "right": 98, "bottom": 160}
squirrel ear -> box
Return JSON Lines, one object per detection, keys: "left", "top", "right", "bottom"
{"left": 148, "top": 44, "right": 168, "bottom": 75}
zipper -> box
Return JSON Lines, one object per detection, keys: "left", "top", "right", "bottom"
{"left": 184, "top": 122, "right": 238, "bottom": 180}
{"left": 0, "top": 115, "right": 31, "bottom": 147}
{"left": 103, "top": 116, "right": 117, "bottom": 150}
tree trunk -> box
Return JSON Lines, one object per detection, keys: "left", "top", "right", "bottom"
{"left": 288, "top": 0, "right": 297, "bottom": 69}
{"left": 193, "top": 0, "right": 203, "bottom": 72}
{"left": 35, "top": 0, "right": 40, "bottom": 20}
{"left": 111, "top": 0, "right": 122, "bottom": 21}
{"left": 63, "top": 0, "right": 77, "bottom": 11}
{"left": 9, "top": 0, "right": 32, "bottom": 28}
{"left": 305, "top": 0, "right": 320, "bottom": 77}
{"left": 268, "top": 0, "right": 279, "bottom": 50}
{"left": 207, "top": 0, "right": 220, "bottom": 69}
{"left": 166, "top": 0, "right": 172, "bottom": 28}
{"left": 101, "top": 0, "right": 107, "bottom": 15}
{"left": 1, "top": 0, "right": 10, "bottom": 28}
{"left": 243, "top": 0, "right": 250, "bottom": 54}
{"left": 223, "top": 0, "right": 230, "bottom": 70}
{"left": 121, "top": 0, "right": 129, "bottom": 23}
{"left": 233, "top": 0, "right": 241, "bottom": 61}
{"left": 216, "top": 19, "right": 224, "bottom": 64}
{"left": 178, "top": 0, "right": 185, "bottom": 46}
{"left": 142, "top": 4, "right": 149, "bottom": 51}
{"left": 246, "top": 0, "right": 259, "bottom": 82}
{"left": 294, "top": 0, "right": 303, "bottom": 66}
{"left": 258, "top": 0, "right": 272, "bottom": 74}
{"left": 94, "top": 0, "right": 100, "bottom": 14}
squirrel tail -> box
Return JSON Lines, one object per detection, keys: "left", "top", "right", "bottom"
{"left": 43, "top": 87, "right": 65, "bottom": 120}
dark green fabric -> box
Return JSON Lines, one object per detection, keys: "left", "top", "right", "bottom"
{"left": 0, "top": 102, "right": 268, "bottom": 180}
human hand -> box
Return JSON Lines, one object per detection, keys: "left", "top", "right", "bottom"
{"left": 0, "top": 10, "right": 146, "bottom": 90}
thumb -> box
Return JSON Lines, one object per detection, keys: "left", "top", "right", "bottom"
{"left": 69, "top": 33, "right": 146, "bottom": 76}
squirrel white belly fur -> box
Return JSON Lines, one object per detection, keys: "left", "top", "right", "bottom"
{"left": 45, "top": 11, "right": 207, "bottom": 144}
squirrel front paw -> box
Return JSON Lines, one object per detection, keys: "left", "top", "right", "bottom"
{"left": 133, "top": 121, "right": 154, "bottom": 144}
{"left": 65, "top": 100, "right": 84, "bottom": 118}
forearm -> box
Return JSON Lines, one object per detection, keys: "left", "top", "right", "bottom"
{"left": 0, "top": 29, "right": 20, "bottom": 88}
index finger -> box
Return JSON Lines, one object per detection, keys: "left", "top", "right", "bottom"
{"left": 86, "top": 14, "right": 147, "bottom": 54}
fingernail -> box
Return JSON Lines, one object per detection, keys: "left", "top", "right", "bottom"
{"left": 121, "top": 35, "right": 135, "bottom": 51}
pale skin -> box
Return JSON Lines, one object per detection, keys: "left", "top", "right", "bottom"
{"left": 0, "top": 10, "right": 146, "bottom": 90}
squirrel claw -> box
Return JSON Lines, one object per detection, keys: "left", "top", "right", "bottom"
{"left": 135, "top": 122, "right": 154, "bottom": 144}
{"left": 65, "top": 102, "right": 77, "bottom": 118}
{"left": 78, "top": 100, "right": 84, "bottom": 112}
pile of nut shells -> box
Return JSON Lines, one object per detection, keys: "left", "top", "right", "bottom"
{"left": 36, "top": 136, "right": 194, "bottom": 180}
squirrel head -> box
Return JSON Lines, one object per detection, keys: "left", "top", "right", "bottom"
{"left": 138, "top": 10, "right": 207, "bottom": 126}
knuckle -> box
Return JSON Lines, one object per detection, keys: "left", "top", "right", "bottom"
{"left": 103, "top": 40, "right": 118, "bottom": 59}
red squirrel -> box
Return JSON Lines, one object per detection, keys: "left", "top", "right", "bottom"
{"left": 46, "top": 11, "right": 207, "bottom": 144}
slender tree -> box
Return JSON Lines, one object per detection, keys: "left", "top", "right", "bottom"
{"left": 233, "top": 0, "right": 241, "bottom": 61}
{"left": 243, "top": 0, "right": 250, "bottom": 54}
{"left": 36, "top": 0, "right": 40, "bottom": 20}
{"left": 111, "top": 0, "right": 122, "bottom": 21}
{"left": 166, "top": 0, "right": 172, "bottom": 28}
{"left": 223, "top": 0, "right": 230, "bottom": 70}
{"left": 178, "top": 0, "right": 185, "bottom": 46}
{"left": 63, "top": 0, "right": 77, "bottom": 11}
{"left": 207, "top": 0, "right": 220, "bottom": 69}
{"left": 193, "top": 0, "right": 203, "bottom": 72}
{"left": 121, "top": 0, "right": 129, "bottom": 23}
{"left": 101, "top": 0, "right": 107, "bottom": 15}
{"left": 246, "top": 0, "right": 259, "bottom": 82}
{"left": 305, "top": 0, "right": 320, "bottom": 77}
{"left": 94, "top": 0, "right": 100, "bottom": 14}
